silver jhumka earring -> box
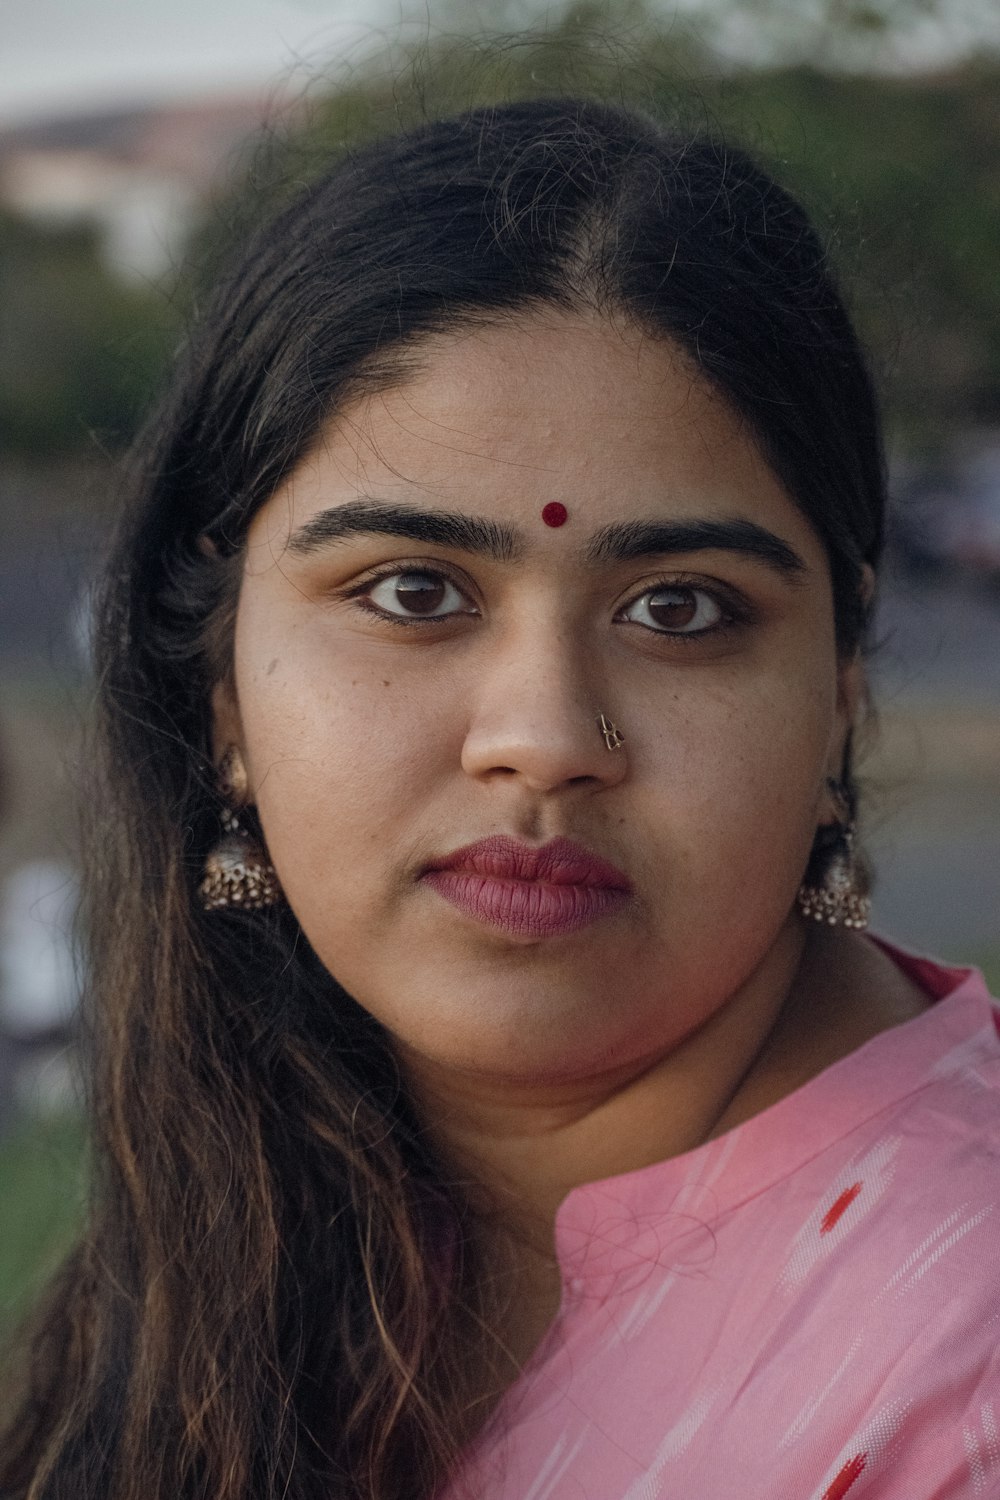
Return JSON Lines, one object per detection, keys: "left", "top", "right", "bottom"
{"left": 198, "top": 747, "right": 282, "bottom": 911}
{"left": 796, "top": 778, "right": 871, "bottom": 931}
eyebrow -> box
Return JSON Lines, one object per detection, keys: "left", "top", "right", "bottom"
{"left": 286, "top": 500, "right": 522, "bottom": 562}
{"left": 584, "top": 517, "right": 806, "bottom": 576}
{"left": 285, "top": 498, "right": 806, "bottom": 579}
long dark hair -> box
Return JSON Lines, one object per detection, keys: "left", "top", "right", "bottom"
{"left": 0, "top": 97, "right": 886, "bottom": 1500}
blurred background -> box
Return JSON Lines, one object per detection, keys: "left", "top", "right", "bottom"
{"left": 1, "top": 0, "right": 998, "bottom": 1339}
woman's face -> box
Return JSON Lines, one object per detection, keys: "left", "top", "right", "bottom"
{"left": 216, "top": 313, "right": 861, "bottom": 1091}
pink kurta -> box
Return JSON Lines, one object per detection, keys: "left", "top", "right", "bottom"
{"left": 442, "top": 943, "right": 1000, "bottom": 1499}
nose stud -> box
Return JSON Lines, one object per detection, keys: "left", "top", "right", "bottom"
{"left": 597, "top": 713, "right": 624, "bottom": 751}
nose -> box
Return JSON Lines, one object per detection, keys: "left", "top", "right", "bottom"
{"left": 460, "top": 623, "right": 628, "bottom": 795}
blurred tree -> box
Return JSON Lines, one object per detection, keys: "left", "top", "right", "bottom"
{"left": 705, "top": 58, "right": 1000, "bottom": 433}
{"left": 190, "top": 2, "right": 997, "bottom": 444}
{"left": 0, "top": 209, "right": 176, "bottom": 459}
{"left": 6, "top": 0, "right": 999, "bottom": 464}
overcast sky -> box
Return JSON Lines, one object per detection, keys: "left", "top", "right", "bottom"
{"left": 0, "top": 0, "right": 401, "bottom": 124}
{"left": 3, "top": 0, "right": 1000, "bottom": 126}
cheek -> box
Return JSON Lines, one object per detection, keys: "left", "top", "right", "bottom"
{"left": 231, "top": 620, "right": 450, "bottom": 934}
{"left": 251, "top": 697, "right": 426, "bottom": 826}
{"left": 645, "top": 665, "right": 834, "bottom": 914}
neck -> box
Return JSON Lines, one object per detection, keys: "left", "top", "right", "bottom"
{"left": 406, "top": 918, "right": 808, "bottom": 1252}
{"left": 404, "top": 924, "right": 928, "bottom": 1374}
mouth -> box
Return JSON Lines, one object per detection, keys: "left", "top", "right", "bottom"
{"left": 421, "top": 835, "right": 633, "bottom": 939}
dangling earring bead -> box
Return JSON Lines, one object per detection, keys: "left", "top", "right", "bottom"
{"left": 797, "top": 780, "right": 871, "bottom": 931}
{"left": 198, "top": 747, "right": 282, "bottom": 910}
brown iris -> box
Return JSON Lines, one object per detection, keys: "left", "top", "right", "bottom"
{"left": 392, "top": 572, "right": 447, "bottom": 615}
{"left": 646, "top": 586, "right": 699, "bottom": 630}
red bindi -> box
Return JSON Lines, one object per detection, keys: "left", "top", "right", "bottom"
{"left": 541, "top": 502, "right": 568, "bottom": 527}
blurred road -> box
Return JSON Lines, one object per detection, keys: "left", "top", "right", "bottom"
{"left": 866, "top": 576, "right": 1000, "bottom": 960}
{"left": 0, "top": 517, "right": 103, "bottom": 676}
{"left": 872, "top": 573, "right": 1000, "bottom": 709}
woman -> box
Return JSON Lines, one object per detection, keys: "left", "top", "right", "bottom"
{"left": 3, "top": 97, "right": 998, "bottom": 1500}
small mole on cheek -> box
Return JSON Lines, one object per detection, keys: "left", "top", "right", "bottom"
{"left": 382, "top": 680, "right": 390, "bottom": 688}
{"left": 265, "top": 658, "right": 278, "bottom": 677}
{"left": 541, "top": 502, "right": 568, "bottom": 528}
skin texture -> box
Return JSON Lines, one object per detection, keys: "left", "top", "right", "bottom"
{"left": 214, "top": 313, "right": 925, "bottom": 1345}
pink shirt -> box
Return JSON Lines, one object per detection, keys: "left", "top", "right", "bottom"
{"left": 443, "top": 944, "right": 1000, "bottom": 1500}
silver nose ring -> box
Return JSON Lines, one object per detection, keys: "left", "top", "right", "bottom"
{"left": 597, "top": 713, "right": 624, "bottom": 751}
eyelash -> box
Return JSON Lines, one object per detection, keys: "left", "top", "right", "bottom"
{"left": 340, "top": 564, "right": 751, "bottom": 641}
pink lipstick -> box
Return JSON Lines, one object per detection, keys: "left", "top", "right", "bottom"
{"left": 422, "top": 835, "right": 632, "bottom": 939}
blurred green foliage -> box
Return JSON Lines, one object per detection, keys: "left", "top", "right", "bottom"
{"left": 0, "top": 1108, "right": 87, "bottom": 1344}
{"left": 718, "top": 61, "right": 1000, "bottom": 432}
{"left": 0, "top": 209, "right": 177, "bottom": 458}
{"left": 3, "top": 0, "right": 999, "bottom": 464}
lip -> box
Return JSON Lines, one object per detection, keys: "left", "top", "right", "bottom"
{"left": 421, "top": 835, "right": 633, "bottom": 939}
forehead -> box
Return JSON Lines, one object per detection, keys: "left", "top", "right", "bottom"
{"left": 251, "top": 311, "right": 823, "bottom": 567}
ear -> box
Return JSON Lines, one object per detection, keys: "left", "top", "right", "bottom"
{"left": 209, "top": 677, "right": 244, "bottom": 770}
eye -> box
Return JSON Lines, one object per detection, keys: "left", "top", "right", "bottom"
{"left": 621, "top": 584, "right": 725, "bottom": 635}
{"left": 364, "top": 569, "right": 470, "bottom": 619}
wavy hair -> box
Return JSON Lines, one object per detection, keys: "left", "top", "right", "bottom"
{"left": 0, "top": 96, "right": 885, "bottom": 1500}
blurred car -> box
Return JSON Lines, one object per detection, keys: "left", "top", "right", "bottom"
{"left": 888, "top": 441, "right": 1000, "bottom": 590}
{"left": 0, "top": 858, "right": 80, "bottom": 1042}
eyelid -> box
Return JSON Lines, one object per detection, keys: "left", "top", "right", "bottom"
{"left": 340, "top": 561, "right": 479, "bottom": 623}
{"left": 614, "top": 575, "right": 756, "bottom": 646}
{"left": 339, "top": 562, "right": 754, "bottom": 634}
{"left": 618, "top": 573, "right": 752, "bottom": 616}
{"left": 342, "top": 559, "right": 474, "bottom": 592}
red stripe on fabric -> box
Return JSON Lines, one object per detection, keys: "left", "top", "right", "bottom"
{"left": 820, "top": 1181, "right": 863, "bottom": 1234}
{"left": 822, "top": 1452, "right": 867, "bottom": 1499}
